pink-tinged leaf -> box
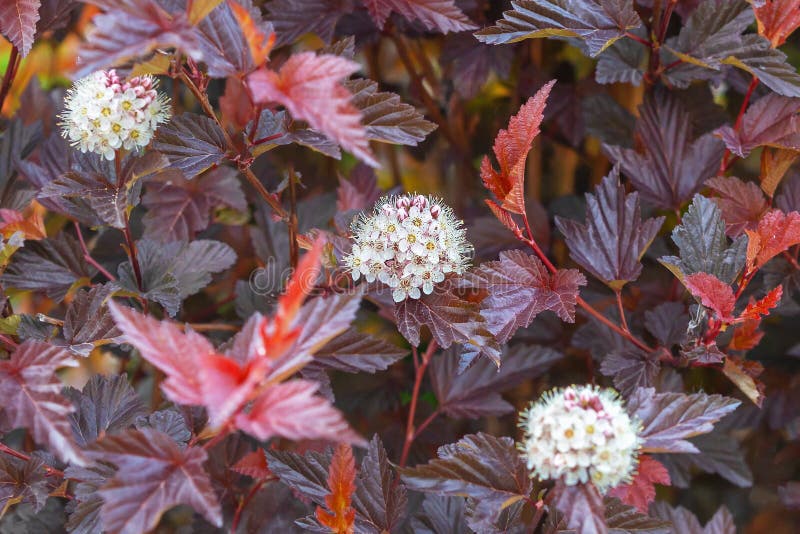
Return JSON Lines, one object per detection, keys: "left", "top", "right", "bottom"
{"left": 363, "top": 0, "right": 476, "bottom": 33}
{"left": 232, "top": 449, "right": 272, "bottom": 480}
{"left": 555, "top": 168, "right": 664, "bottom": 289}
{"left": 109, "top": 302, "right": 214, "bottom": 406}
{"left": 485, "top": 199, "right": 523, "bottom": 238}
{"left": 247, "top": 52, "right": 378, "bottom": 166}
{"left": 706, "top": 176, "right": 769, "bottom": 237}
{"left": 88, "top": 428, "right": 222, "bottom": 534}
{"left": 336, "top": 165, "right": 381, "bottom": 212}
{"left": 235, "top": 379, "right": 365, "bottom": 445}
{"left": 310, "top": 327, "right": 407, "bottom": 374}
{"left": 480, "top": 81, "right": 554, "bottom": 214}
{"left": 469, "top": 250, "right": 586, "bottom": 343}
{"left": 744, "top": 209, "right": 800, "bottom": 270}
{"left": 684, "top": 272, "right": 736, "bottom": 322}
{"left": 76, "top": 1, "right": 201, "bottom": 76}
{"left": 754, "top": 0, "right": 800, "bottom": 47}
{"left": 0, "top": 341, "right": 83, "bottom": 465}
{"left": 315, "top": 443, "right": 357, "bottom": 534}
{"left": 228, "top": 0, "right": 275, "bottom": 66}
{"left": 740, "top": 285, "right": 783, "bottom": 320}
{"left": 715, "top": 94, "right": 800, "bottom": 158}
{"left": 0, "top": 0, "right": 41, "bottom": 57}
{"left": 607, "top": 455, "right": 670, "bottom": 513}
{"left": 551, "top": 481, "right": 606, "bottom": 534}
{"left": 628, "top": 387, "right": 741, "bottom": 453}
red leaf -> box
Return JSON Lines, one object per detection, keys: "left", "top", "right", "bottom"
{"left": 363, "top": 0, "right": 476, "bottom": 33}
{"left": 754, "top": 0, "right": 800, "bottom": 47}
{"left": 740, "top": 285, "right": 783, "bottom": 320}
{"left": 484, "top": 199, "right": 523, "bottom": 238}
{"left": 232, "top": 449, "right": 272, "bottom": 480}
{"left": 469, "top": 250, "right": 586, "bottom": 343}
{"left": 88, "top": 428, "right": 222, "bottom": 533}
{"left": 235, "top": 379, "right": 365, "bottom": 445}
{"left": 745, "top": 209, "right": 800, "bottom": 270}
{"left": 0, "top": 0, "right": 40, "bottom": 57}
{"left": 480, "top": 81, "right": 555, "bottom": 214}
{"left": 228, "top": 0, "right": 275, "bottom": 66}
{"left": 0, "top": 341, "right": 83, "bottom": 465}
{"left": 316, "top": 443, "right": 357, "bottom": 534}
{"left": 109, "top": 302, "right": 214, "bottom": 406}
{"left": 607, "top": 455, "right": 670, "bottom": 513}
{"left": 729, "top": 319, "right": 765, "bottom": 351}
{"left": 247, "top": 53, "right": 378, "bottom": 167}
{"left": 714, "top": 94, "right": 800, "bottom": 158}
{"left": 684, "top": 272, "right": 736, "bottom": 322}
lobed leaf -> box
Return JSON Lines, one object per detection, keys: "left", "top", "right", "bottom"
{"left": 364, "top": 0, "right": 476, "bottom": 33}
{"left": 753, "top": 0, "right": 800, "bottom": 47}
{"left": 315, "top": 443, "right": 357, "bottom": 533}
{"left": 0, "top": 455, "right": 49, "bottom": 514}
{"left": 607, "top": 455, "right": 670, "bottom": 513}
{"left": 0, "top": 0, "right": 41, "bottom": 57}
{"left": 684, "top": 272, "right": 736, "bottom": 322}
{"left": 152, "top": 113, "right": 228, "bottom": 179}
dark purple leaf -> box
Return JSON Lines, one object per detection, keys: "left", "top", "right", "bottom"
{"left": 551, "top": 481, "right": 606, "bottom": 534}
{"left": 596, "top": 36, "right": 646, "bottom": 85}
{"left": 336, "top": 163, "right": 381, "bottom": 212}
{"left": 603, "top": 93, "right": 724, "bottom": 210}
{"left": 268, "top": 0, "right": 351, "bottom": 46}
{"left": 152, "top": 113, "right": 228, "bottom": 179}
{"left": 399, "top": 433, "right": 532, "bottom": 529}
{"left": 555, "top": 168, "right": 664, "bottom": 289}
{"left": 343, "top": 78, "right": 437, "bottom": 145}
{"left": 627, "top": 387, "right": 740, "bottom": 453}
{"left": 351, "top": 435, "right": 407, "bottom": 533}
{"left": 583, "top": 93, "right": 636, "bottom": 148}
{"left": 64, "top": 462, "right": 115, "bottom": 534}
{"left": 475, "top": 0, "right": 642, "bottom": 57}
{"left": 715, "top": 94, "right": 800, "bottom": 158}
{"left": 135, "top": 409, "right": 192, "bottom": 446}
{"left": 430, "top": 344, "right": 561, "bottom": 418}
{"left": 0, "top": 341, "right": 83, "bottom": 464}
{"left": 411, "top": 495, "right": 468, "bottom": 534}
{"left": 76, "top": 0, "right": 201, "bottom": 76}
{"left": 87, "top": 428, "right": 222, "bottom": 533}
{"left": 706, "top": 176, "right": 768, "bottom": 237}
{"left": 599, "top": 349, "right": 660, "bottom": 397}
{"left": 469, "top": 249, "right": 586, "bottom": 343}
{"left": 308, "top": 327, "right": 407, "bottom": 374}
{"left": 0, "top": 455, "right": 49, "bottom": 513}
{"left": 193, "top": 0, "right": 261, "bottom": 77}
{"left": 644, "top": 302, "right": 689, "bottom": 348}
{"left": 64, "top": 374, "right": 145, "bottom": 447}
{"left": 62, "top": 284, "right": 123, "bottom": 356}
{"left": 650, "top": 502, "right": 735, "bottom": 534}
{"left": 0, "top": 119, "right": 41, "bottom": 210}
{"left": 440, "top": 33, "right": 514, "bottom": 98}
{"left": 654, "top": 430, "right": 752, "bottom": 488}
{"left": 364, "top": 0, "right": 476, "bottom": 33}
{"left": 142, "top": 166, "right": 246, "bottom": 242}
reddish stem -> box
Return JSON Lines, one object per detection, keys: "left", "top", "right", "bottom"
{"left": 625, "top": 32, "right": 652, "bottom": 48}
{"left": 720, "top": 76, "right": 759, "bottom": 173}
{"left": 0, "top": 46, "right": 20, "bottom": 113}
{"left": 252, "top": 132, "right": 284, "bottom": 146}
{"left": 0, "top": 333, "right": 18, "bottom": 350}
{"left": 399, "top": 340, "right": 438, "bottom": 467}
{"left": 74, "top": 222, "right": 116, "bottom": 282}
{"left": 0, "top": 442, "right": 65, "bottom": 478}
{"left": 412, "top": 408, "right": 440, "bottom": 441}
{"left": 615, "top": 289, "right": 629, "bottom": 331}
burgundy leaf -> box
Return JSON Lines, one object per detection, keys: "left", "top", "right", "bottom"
{"left": 268, "top": 0, "right": 348, "bottom": 46}
{"left": 475, "top": 0, "right": 642, "bottom": 57}
{"left": 193, "top": 0, "right": 264, "bottom": 77}
{"left": 231, "top": 449, "right": 271, "bottom": 480}
{"left": 235, "top": 379, "right": 365, "bottom": 445}
{"left": 706, "top": 176, "right": 768, "bottom": 238}
{"left": 555, "top": 168, "right": 664, "bottom": 289}
{"left": 551, "top": 481, "right": 606, "bottom": 534}
{"left": 142, "top": 167, "right": 247, "bottom": 242}
{"left": 152, "top": 113, "right": 228, "bottom": 179}
{"left": 352, "top": 435, "right": 408, "bottom": 533}
{"left": 336, "top": 164, "right": 381, "bottom": 212}
{"left": 430, "top": 344, "right": 561, "bottom": 419}
{"left": 62, "top": 284, "right": 123, "bottom": 356}
{"left": 363, "top": 0, "right": 476, "bottom": 33}
{"left": 715, "top": 94, "right": 800, "bottom": 158}
{"left": 603, "top": 92, "right": 724, "bottom": 210}
{"left": 398, "top": 433, "right": 533, "bottom": 529}
{"left": 469, "top": 249, "right": 586, "bottom": 343}
{"left": 650, "top": 502, "right": 735, "bottom": 534}
{"left": 88, "top": 428, "right": 222, "bottom": 533}
{"left": 76, "top": 0, "right": 201, "bottom": 76}
{"left": 644, "top": 302, "right": 689, "bottom": 348}
{"left": 627, "top": 387, "right": 740, "bottom": 453}
{"left": 0, "top": 0, "right": 41, "bottom": 56}
{"left": 0, "top": 455, "right": 49, "bottom": 513}
{"left": 310, "top": 327, "right": 407, "bottom": 374}
{"left": 607, "top": 455, "right": 670, "bottom": 513}
{"left": 480, "top": 81, "right": 554, "bottom": 214}
{"left": 599, "top": 349, "right": 660, "bottom": 396}
{"left": 754, "top": 0, "right": 800, "bottom": 47}
{"left": 0, "top": 341, "right": 83, "bottom": 465}
{"left": 247, "top": 52, "right": 378, "bottom": 166}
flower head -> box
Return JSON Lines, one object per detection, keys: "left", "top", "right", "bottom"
{"left": 60, "top": 70, "right": 170, "bottom": 160}
{"left": 344, "top": 194, "right": 472, "bottom": 302}
{"left": 519, "top": 385, "right": 640, "bottom": 492}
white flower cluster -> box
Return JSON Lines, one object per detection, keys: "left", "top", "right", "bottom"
{"left": 344, "top": 194, "right": 472, "bottom": 302}
{"left": 60, "top": 70, "right": 170, "bottom": 160}
{"left": 519, "top": 385, "right": 640, "bottom": 492}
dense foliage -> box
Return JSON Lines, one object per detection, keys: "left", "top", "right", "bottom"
{"left": 0, "top": 0, "right": 799, "bottom": 532}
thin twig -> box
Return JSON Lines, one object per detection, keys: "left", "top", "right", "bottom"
{"left": 615, "top": 289, "right": 629, "bottom": 331}
{"left": 399, "top": 340, "right": 438, "bottom": 468}
{"left": 74, "top": 222, "right": 116, "bottom": 281}
{"left": 287, "top": 164, "right": 299, "bottom": 270}
{"left": 720, "top": 76, "right": 759, "bottom": 173}
{"left": 0, "top": 442, "right": 65, "bottom": 478}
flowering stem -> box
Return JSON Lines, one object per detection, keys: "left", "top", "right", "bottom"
{"left": 399, "top": 339, "right": 438, "bottom": 467}
{"left": 177, "top": 70, "right": 289, "bottom": 221}
{"left": 0, "top": 45, "right": 20, "bottom": 113}
{"left": 74, "top": 222, "right": 116, "bottom": 282}
{"left": 521, "top": 214, "right": 654, "bottom": 353}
